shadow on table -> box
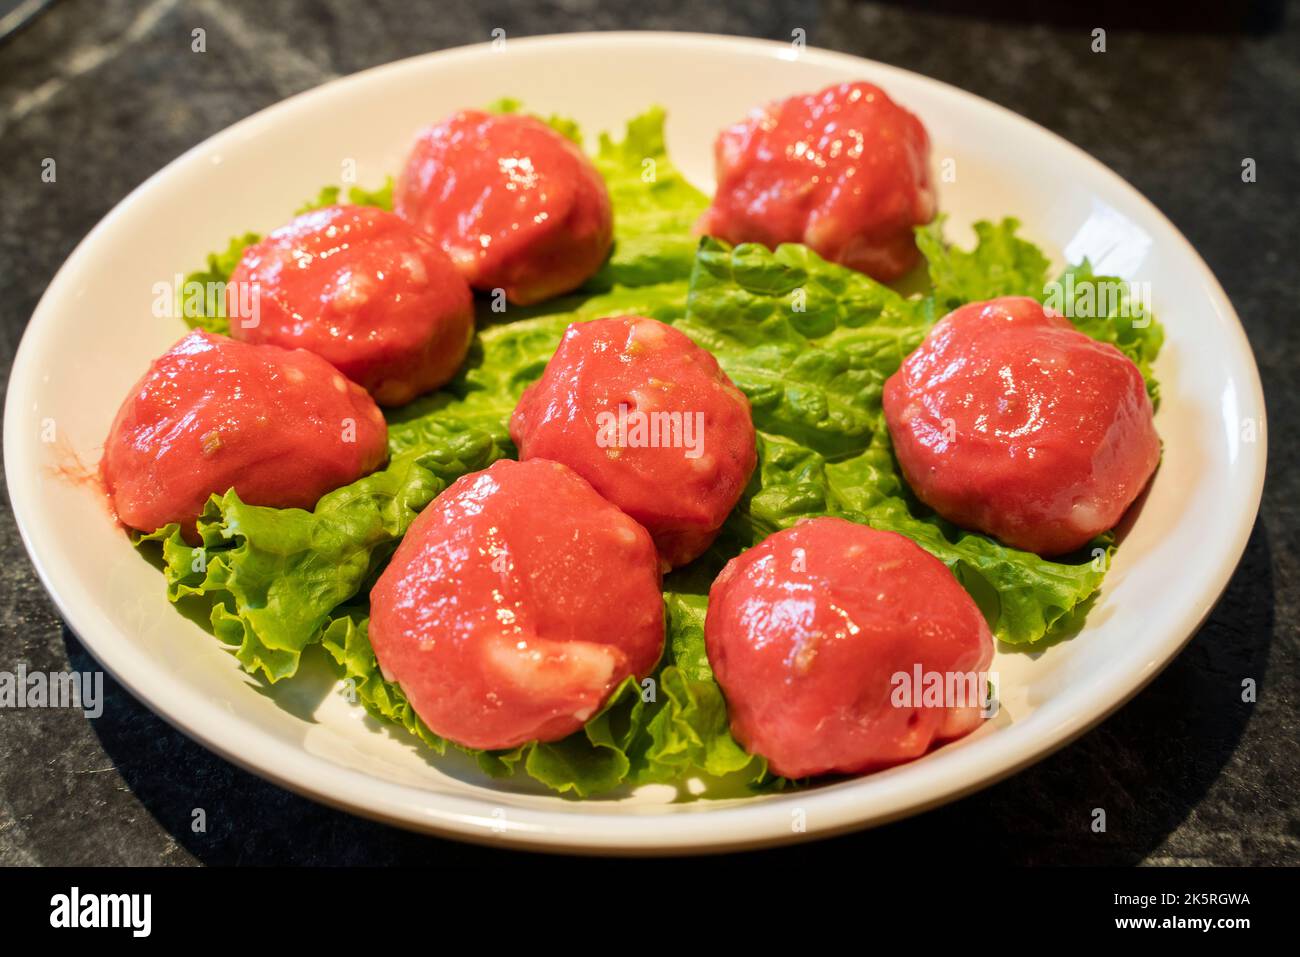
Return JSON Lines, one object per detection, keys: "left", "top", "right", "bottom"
{"left": 71, "top": 520, "right": 1276, "bottom": 866}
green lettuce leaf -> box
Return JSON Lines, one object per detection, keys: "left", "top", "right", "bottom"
{"left": 681, "top": 235, "right": 1131, "bottom": 646}
{"left": 916, "top": 215, "right": 1052, "bottom": 309}
{"left": 682, "top": 239, "right": 934, "bottom": 457}
{"left": 588, "top": 106, "right": 709, "bottom": 290}
{"left": 295, "top": 179, "right": 395, "bottom": 215}
{"left": 320, "top": 612, "right": 447, "bottom": 752}
{"left": 1047, "top": 260, "right": 1165, "bottom": 406}
{"left": 322, "top": 603, "right": 661, "bottom": 797}
{"left": 147, "top": 106, "right": 743, "bottom": 798}
{"left": 177, "top": 233, "right": 259, "bottom": 336}
{"left": 136, "top": 449, "right": 455, "bottom": 681}
{"left": 316, "top": 277, "right": 723, "bottom": 797}
{"left": 639, "top": 587, "right": 767, "bottom": 784}
{"left": 144, "top": 106, "right": 1163, "bottom": 798}
{"left": 919, "top": 216, "right": 1165, "bottom": 403}
{"left": 487, "top": 96, "right": 584, "bottom": 146}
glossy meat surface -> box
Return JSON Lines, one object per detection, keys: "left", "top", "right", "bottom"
{"left": 227, "top": 205, "right": 474, "bottom": 406}
{"left": 102, "top": 330, "right": 387, "bottom": 539}
{"left": 368, "top": 458, "right": 665, "bottom": 751}
{"left": 395, "top": 110, "right": 612, "bottom": 305}
{"left": 509, "top": 316, "right": 757, "bottom": 568}
{"left": 705, "top": 517, "right": 994, "bottom": 779}
{"left": 883, "top": 296, "right": 1160, "bottom": 556}
{"left": 697, "top": 81, "right": 935, "bottom": 281}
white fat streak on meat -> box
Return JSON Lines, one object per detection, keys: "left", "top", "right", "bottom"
{"left": 328, "top": 268, "right": 377, "bottom": 311}
{"left": 1066, "top": 500, "right": 1104, "bottom": 533}
{"left": 626, "top": 318, "right": 668, "bottom": 351}
{"left": 399, "top": 251, "right": 428, "bottom": 285}
{"left": 482, "top": 633, "right": 621, "bottom": 721}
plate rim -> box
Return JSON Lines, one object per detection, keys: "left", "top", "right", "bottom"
{"left": 3, "top": 30, "right": 1268, "bottom": 854}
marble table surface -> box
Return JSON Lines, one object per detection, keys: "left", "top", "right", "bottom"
{"left": 0, "top": 0, "right": 1295, "bottom": 865}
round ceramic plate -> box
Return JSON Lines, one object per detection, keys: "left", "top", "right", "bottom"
{"left": 4, "top": 32, "right": 1266, "bottom": 854}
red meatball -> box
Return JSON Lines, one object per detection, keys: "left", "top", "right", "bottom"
{"left": 697, "top": 81, "right": 935, "bottom": 282}
{"left": 102, "top": 330, "right": 387, "bottom": 539}
{"left": 226, "top": 205, "right": 474, "bottom": 406}
{"left": 883, "top": 296, "right": 1160, "bottom": 556}
{"left": 368, "top": 458, "right": 664, "bottom": 751}
{"left": 395, "top": 111, "right": 613, "bottom": 306}
{"left": 705, "top": 517, "right": 994, "bottom": 779}
{"left": 509, "top": 316, "right": 757, "bottom": 568}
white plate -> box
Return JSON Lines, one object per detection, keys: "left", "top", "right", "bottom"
{"left": 3, "top": 32, "right": 1267, "bottom": 854}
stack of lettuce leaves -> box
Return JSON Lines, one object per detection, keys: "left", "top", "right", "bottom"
{"left": 139, "top": 105, "right": 1163, "bottom": 797}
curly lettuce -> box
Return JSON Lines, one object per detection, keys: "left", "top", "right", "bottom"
{"left": 139, "top": 107, "right": 1163, "bottom": 798}
{"left": 295, "top": 179, "right": 394, "bottom": 215}
{"left": 916, "top": 215, "right": 1052, "bottom": 309}
{"left": 141, "top": 107, "right": 755, "bottom": 797}
{"left": 686, "top": 226, "right": 1162, "bottom": 645}
{"left": 919, "top": 215, "right": 1164, "bottom": 402}
{"left": 588, "top": 105, "right": 709, "bottom": 289}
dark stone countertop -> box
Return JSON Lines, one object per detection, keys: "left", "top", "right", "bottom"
{"left": 0, "top": 0, "right": 1296, "bottom": 866}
